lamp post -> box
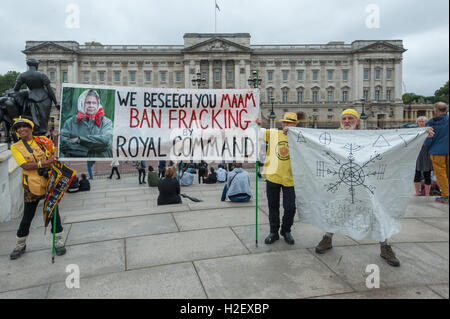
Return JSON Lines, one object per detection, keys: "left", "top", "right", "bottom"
{"left": 360, "top": 98, "right": 369, "bottom": 129}
{"left": 248, "top": 70, "right": 262, "bottom": 88}
{"left": 192, "top": 72, "right": 206, "bottom": 89}
{"left": 269, "top": 96, "right": 276, "bottom": 128}
{"left": 247, "top": 70, "right": 262, "bottom": 248}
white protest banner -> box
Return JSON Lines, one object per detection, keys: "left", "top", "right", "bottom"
{"left": 287, "top": 127, "right": 428, "bottom": 242}
{"left": 58, "top": 84, "right": 259, "bottom": 162}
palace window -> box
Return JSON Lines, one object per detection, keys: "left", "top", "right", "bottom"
{"left": 267, "top": 71, "right": 273, "bottom": 82}
{"left": 312, "top": 71, "right": 318, "bottom": 81}
{"left": 98, "top": 71, "right": 105, "bottom": 82}
{"left": 342, "top": 90, "right": 348, "bottom": 102}
{"left": 327, "top": 90, "right": 334, "bottom": 102}
{"left": 328, "top": 71, "right": 333, "bottom": 81}
{"left": 145, "top": 71, "right": 151, "bottom": 83}
{"left": 282, "top": 71, "right": 289, "bottom": 81}
{"left": 387, "top": 69, "right": 392, "bottom": 80}
{"left": 364, "top": 69, "right": 369, "bottom": 80}
{"left": 312, "top": 91, "right": 319, "bottom": 102}
{"left": 176, "top": 72, "right": 182, "bottom": 83}
{"left": 342, "top": 70, "right": 348, "bottom": 81}
{"left": 297, "top": 91, "right": 303, "bottom": 103}
{"left": 160, "top": 72, "right": 167, "bottom": 83}
{"left": 363, "top": 89, "right": 369, "bottom": 101}
{"left": 83, "top": 72, "right": 89, "bottom": 82}
{"left": 375, "top": 69, "right": 381, "bottom": 80}
{"left": 114, "top": 71, "right": 120, "bottom": 82}
{"left": 297, "top": 71, "right": 303, "bottom": 81}
{"left": 282, "top": 90, "right": 289, "bottom": 103}
{"left": 386, "top": 89, "right": 392, "bottom": 101}
{"left": 129, "top": 71, "right": 136, "bottom": 82}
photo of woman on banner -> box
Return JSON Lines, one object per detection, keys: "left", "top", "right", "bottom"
{"left": 59, "top": 89, "right": 113, "bottom": 158}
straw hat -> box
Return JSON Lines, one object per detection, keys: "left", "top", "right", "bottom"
{"left": 278, "top": 112, "right": 299, "bottom": 124}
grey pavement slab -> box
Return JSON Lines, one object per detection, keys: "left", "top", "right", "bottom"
{"left": 0, "top": 240, "right": 125, "bottom": 293}
{"left": 0, "top": 285, "right": 49, "bottom": 299}
{"left": 353, "top": 219, "right": 449, "bottom": 244}
{"left": 126, "top": 228, "right": 249, "bottom": 269}
{"left": 231, "top": 222, "right": 358, "bottom": 253}
{"left": 187, "top": 199, "right": 269, "bottom": 212}
{"left": 47, "top": 263, "right": 206, "bottom": 299}
{"left": 173, "top": 207, "right": 268, "bottom": 231}
{"left": 416, "top": 242, "right": 449, "bottom": 261}
{"left": 419, "top": 218, "right": 449, "bottom": 233}
{"left": 312, "top": 243, "right": 449, "bottom": 291}
{"left": 0, "top": 225, "right": 71, "bottom": 257}
{"left": 194, "top": 249, "right": 354, "bottom": 299}
{"left": 428, "top": 284, "right": 449, "bottom": 299}
{"left": 313, "top": 286, "right": 444, "bottom": 299}
{"left": 405, "top": 197, "right": 449, "bottom": 218}
{"left": 66, "top": 214, "right": 178, "bottom": 245}
{"left": 63, "top": 204, "right": 189, "bottom": 224}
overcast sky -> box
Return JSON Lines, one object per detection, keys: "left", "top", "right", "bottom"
{"left": 1, "top": 0, "right": 448, "bottom": 96}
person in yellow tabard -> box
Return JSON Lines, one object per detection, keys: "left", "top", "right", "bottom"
{"left": 256, "top": 112, "right": 299, "bottom": 245}
{"left": 9, "top": 117, "right": 66, "bottom": 260}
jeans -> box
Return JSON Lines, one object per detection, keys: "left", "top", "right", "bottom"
{"left": 17, "top": 201, "right": 63, "bottom": 237}
{"left": 138, "top": 169, "right": 146, "bottom": 183}
{"left": 266, "top": 180, "right": 296, "bottom": 234}
{"left": 221, "top": 184, "right": 251, "bottom": 202}
{"left": 87, "top": 162, "right": 94, "bottom": 179}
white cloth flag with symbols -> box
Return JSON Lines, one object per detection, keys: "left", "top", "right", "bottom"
{"left": 287, "top": 127, "right": 429, "bottom": 242}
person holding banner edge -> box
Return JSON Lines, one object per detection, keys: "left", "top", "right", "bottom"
{"left": 314, "top": 109, "right": 435, "bottom": 267}
{"left": 255, "top": 112, "right": 299, "bottom": 245}
{"left": 9, "top": 117, "right": 66, "bottom": 260}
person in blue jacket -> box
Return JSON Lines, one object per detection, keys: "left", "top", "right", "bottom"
{"left": 425, "top": 102, "right": 449, "bottom": 204}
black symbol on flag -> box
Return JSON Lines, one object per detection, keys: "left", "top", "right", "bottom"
{"left": 399, "top": 133, "right": 420, "bottom": 147}
{"left": 372, "top": 135, "right": 391, "bottom": 147}
{"left": 319, "top": 132, "right": 331, "bottom": 145}
{"left": 297, "top": 131, "right": 306, "bottom": 143}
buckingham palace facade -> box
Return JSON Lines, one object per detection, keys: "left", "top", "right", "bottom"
{"left": 22, "top": 33, "right": 407, "bottom": 129}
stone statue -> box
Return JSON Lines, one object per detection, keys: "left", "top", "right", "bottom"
{"left": 13, "top": 58, "right": 60, "bottom": 136}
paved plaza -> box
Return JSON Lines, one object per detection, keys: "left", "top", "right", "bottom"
{"left": 0, "top": 173, "right": 448, "bottom": 299}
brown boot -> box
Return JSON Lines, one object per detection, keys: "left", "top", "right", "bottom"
{"left": 315, "top": 235, "right": 333, "bottom": 254}
{"left": 10, "top": 236, "right": 27, "bottom": 260}
{"left": 380, "top": 244, "right": 400, "bottom": 267}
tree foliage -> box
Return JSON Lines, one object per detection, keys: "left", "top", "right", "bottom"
{"left": 0, "top": 71, "right": 21, "bottom": 95}
{"left": 402, "top": 81, "right": 449, "bottom": 105}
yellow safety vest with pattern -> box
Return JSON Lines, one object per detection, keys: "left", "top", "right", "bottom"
{"left": 12, "top": 140, "right": 50, "bottom": 196}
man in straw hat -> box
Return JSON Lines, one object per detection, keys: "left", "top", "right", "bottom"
{"left": 314, "top": 108, "right": 434, "bottom": 267}
{"left": 256, "top": 112, "right": 300, "bottom": 245}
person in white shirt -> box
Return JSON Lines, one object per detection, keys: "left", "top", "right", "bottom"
{"left": 217, "top": 165, "right": 228, "bottom": 183}
{"left": 180, "top": 167, "right": 195, "bottom": 186}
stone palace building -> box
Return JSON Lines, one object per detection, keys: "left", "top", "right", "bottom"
{"left": 22, "top": 33, "right": 409, "bottom": 129}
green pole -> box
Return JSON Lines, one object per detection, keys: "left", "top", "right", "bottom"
{"left": 255, "top": 70, "right": 259, "bottom": 248}
{"left": 52, "top": 205, "right": 57, "bottom": 264}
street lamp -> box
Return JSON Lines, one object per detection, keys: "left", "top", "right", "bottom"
{"left": 360, "top": 98, "right": 369, "bottom": 129}
{"left": 269, "top": 96, "right": 276, "bottom": 128}
{"left": 192, "top": 72, "right": 206, "bottom": 89}
{"left": 248, "top": 70, "right": 262, "bottom": 88}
